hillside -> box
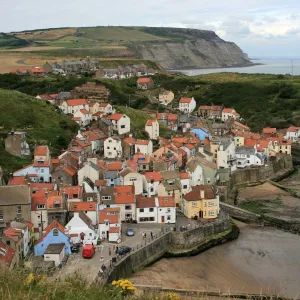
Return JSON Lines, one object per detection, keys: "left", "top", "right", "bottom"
{"left": 0, "top": 33, "right": 30, "bottom": 48}
{"left": 2, "top": 26, "right": 252, "bottom": 70}
{"left": 0, "top": 89, "right": 78, "bottom": 179}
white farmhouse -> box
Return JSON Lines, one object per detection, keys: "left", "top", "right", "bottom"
{"left": 145, "top": 120, "right": 159, "bottom": 140}
{"left": 222, "top": 108, "right": 240, "bottom": 121}
{"left": 65, "top": 212, "right": 99, "bottom": 245}
{"left": 135, "top": 139, "right": 153, "bottom": 155}
{"left": 61, "top": 99, "right": 89, "bottom": 115}
{"left": 178, "top": 97, "right": 196, "bottom": 114}
{"left": 108, "top": 113, "right": 130, "bottom": 135}
{"left": 104, "top": 137, "right": 122, "bottom": 159}
{"left": 236, "top": 146, "right": 265, "bottom": 168}
{"left": 284, "top": 125, "right": 300, "bottom": 142}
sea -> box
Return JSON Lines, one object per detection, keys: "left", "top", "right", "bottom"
{"left": 180, "top": 57, "right": 300, "bottom": 76}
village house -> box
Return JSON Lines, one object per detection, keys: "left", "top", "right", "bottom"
{"left": 98, "top": 118, "right": 113, "bottom": 137}
{"left": 119, "top": 168, "right": 143, "bottom": 195}
{"left": 104, "top": 137, "right": 122, "bottom": 159}
{"left": 65, "top": 212, "right": 98, "bottom": 245}
{"left": 143, "top": 172, "right": 162, "bottom": 197}
{"left": 186, "top": 159, "right": 204, "bottom": 187}
{"left": 5, "top": 130, "right": 30, "bottom": 158}
{"left": 73, "top": 108, "right": 91, "bottom": 126}
{"left": 52, "top": 165, "right": 77, "bottom": 186}
{"left": 158, "top": 90, "right": 174, "bottom": 105}
{"left": 13, "top": 146, "right": 52, "bottom": 183}
{"left": 34, "top": 220, "right": 71, "bottom": 256}
{"left": 212, "top": 123, "right": 229, "bottom": 136}
{"left": 135, "top": 139, "right": 153, "bottom": 155}
{"left": 263, "top": 127, "right": 277, "bottom": 138}
{"left": 192, "top": 156, "right": 218, "bottom": 185}
{"left": 61, "top": 99, "right": 89, "bottom": 115}
{"left": 108, "top": 113, "right": 130, "bottom": 135}
{"left": 114, "top": 186, "right": 136, "bottom": 221}
{"left": 178, "top": 97, "right": 196, "bottom": 114}
{"left": 0, "top": 185, "right": 31, "bottom": 227}
{"left": 10, "top": 67, "right": 46, "bottom": 76}
{"left": 157, "top": 196, "right": 176, "bottom": 223}
{"left": 78, "top": 160, "right": 100, "bottom": 185}
{"left": 10, "top": 221, "right": 30, "bottom": 258}
{"left": 182, "top": 185, "right": 219, "bottom": 219}
{"left": 233, "top": 121, "right": 250, "bottom": 133}
{"left": 145, "top": 119, "right": 159, "bottom": 140}
{"left": 0, "top": 242, "right": 17, "bottom": 269}
{"left": 167, "top": 114, "right": 178, "bottom": 131}
{"left": 99, "top": 103, "right": 114, "bottom": 115}
{"left": 98, "top": 207, "right": 121, "bottom": 242}
{"left": 69, "top": 201, "right": 97, "bottom": 226}
{"left": 180, "top": 172, "right": 192, "bottom": 195}
{"left": 136, "top": 77, "right": 154, "bottom": 90}
{"left": 132, "top": 153, "right": 151, "bottom": 172}
{"left": 1, "top": 227, "right": 24, "bottom": 264}
{"left": 157, "top": 170, "right": 182, "bottom": 207}
{"left": 198, "top": 105, "right": 223, "bottom": 119}
{"left": 222, "top": 108, "right": 240, "bottom": 121}
{"left": 236, "top": 146, "right": 265, "bottom": 168}
{"left": 46, "top": 194, "right": 68, "bottom": 226}
{"left": 284, "top": 125, "right": 300, "bottom": 142}
{"left": 122, "top": 136, "right": 136, "bottom": 159}
{"left": 216, "top": 138, "right": 237, "bottom": 171}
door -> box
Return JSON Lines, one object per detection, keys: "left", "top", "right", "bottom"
{"left": 161, "top": 216, "right": 165, "bottom": 223}
{"left": 199, "top": 211, "right": 203, "bottom": 218}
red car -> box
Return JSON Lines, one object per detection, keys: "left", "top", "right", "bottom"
{"left": 82, "top": 244, "right": 95, "bottom": 258}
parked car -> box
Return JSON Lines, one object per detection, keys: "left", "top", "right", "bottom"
{"left": 117, "top": 246, "right": 132, "bottom": 255}
{"left": 71, "top": 243, "right": 80, "bottom": 253}
{"left": 126, "top": 228, "right": 135, "bottom": 236}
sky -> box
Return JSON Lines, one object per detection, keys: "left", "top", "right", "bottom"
{"left": 2, "top": 0, "right": 300, "bottom": 57}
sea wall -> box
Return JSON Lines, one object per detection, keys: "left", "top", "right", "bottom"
{"left": 171, "top": 213, "right": 230, "bottom": 250}
{"left": 220, "top": 202, "right": 300, "bottom": 233}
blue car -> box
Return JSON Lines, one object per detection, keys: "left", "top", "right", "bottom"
{"left": 126, "top": 228, "right": 135, "bottom": 236}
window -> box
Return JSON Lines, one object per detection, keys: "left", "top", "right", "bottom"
{"left": 149, "top": 208, "right": 154, "bottom": 212}
{"left": 0, "top": 210, "right": 3, "bottom": 221}
{"left": 53, "top": 229, "right": 58, "bottom": 236}
{"left": 149, "top": 217, "right": 155, "bottom": 221}
{"left": 129, "top": 178, "right": 137, "bottom": 182}
{"left": 41, "top": 169, "right": 44, "bottom": 173}
{"left": 114, "top": 147, "right": 116, "bottom": 150}
{"left": 206, "top": 178, "right": 211, "bottom": 184}
{"left": 37, "top": 204, "right": 45, "bottom": 209}
{"left": 192, "top": 201, "right": 197, "bottom": 207}
{"left": 167, "top": 208, "right": 171, "bottom": 213}
{"left": 209, "top": 211, "right": 215, "bottom": 216}
{"left": 150, "top": 187, "right": 154, "bottom": 192}
{"left": 208, "top": 201, "right": 215, "bottom": 207}
{"left": 89, "top": 233, "right": 93, "bottom": 237}
{"left": 247, "top": 155, "right": 250, "bottom": 158}
{"left": 139, "top": 208, "right": 144, "bottom": 213}
{"left": 17, "top": 206, "right": 22, "bottom": 214}
{"left": 121, "top": 125, "right": 125, "bottom": 129}
{"left": 183, "top": 185, "right": 187, "bottom": 189}
{"left": 108, "top": 152, "right": 112, "bottom": 156}
{"left": 167, "top": 216, "right": 171, "bottom": 220}
{"left": 6, "top": 241, "right": 10, "bottom": 246}
{"left": 102, "top": 196, "right": 111, "bottom": 200}
{"left": 107, "top": 146, "right": 110, "bottom": 149}
{"left": 125, "top": 205, "right": 131, "bottom": 210}
{"left": 204, "top": 202, "right": 207, "bottom": 207}
{"left": 109, "top": 140, "right": 112, "bottom": 143}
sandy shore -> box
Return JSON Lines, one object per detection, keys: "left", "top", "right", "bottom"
{"left": 130, "top": 222, "right": 300, "bottom": 299}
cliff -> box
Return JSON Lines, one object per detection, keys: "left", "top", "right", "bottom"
{"left": 136, "top": 27, "right": 252, "bottom": 70}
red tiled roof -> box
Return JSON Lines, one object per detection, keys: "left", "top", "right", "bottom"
{"left": 0, "top": 242, "right": 16, "bottom": 267}
{"left": 8, "top": 176, "right": 28, "bottom": 186}
{"left": 184, "top": 143, "right": 195, "bottom": 150}
{"left": 286, "top": 125, "right": 299, "bottom": 132}
{"left": 108, "top": 113, "right": 123, "bottom": 121}
{"left": 24, "top": 221, "right": 34, "bottom": 231}
{"left": 60, "top": 186, "right": 82, "bottom": 198}
{"left": 136, "top": 139, "right": 150, "bottom": 145}
{"left": 34, "top": 220, "right": 65, "bottom": 245}
{"left": 95, "top": 180, "right": 107, "bottom": 187}
{"left": 180, "top": 172, "right": 189, "bottom": 179}
{"left": 3, "top": 228, "right": 22, "bottom": 242}
{"left": 123, "top": 137, "right": 136, "bottom": 144}
{"left": 66, "top": 99, "right": 87, "bottom": 106}
{"left": 158, "top": 196, "right": 175, "bottom": 207}
{"left": 71, "top": 202, "right": 97, "bottom": 212}
{"left": 144, "top": 172, "right": 162, "bottom": 182}
{"left": 107, "top": 162, "right": 123, "bottom": 171}
{"left": 99, "top": 208, "right": 120, "bottom": 224}
{"left": 137, "top": 78, "right": 151, "bottom": 83}
{"left": 167, "top": 114, "right": 177, "bottom": 121}
{"left": 183, "top": 189, "right": 201, "bottom": 201}
{"left": 244, "top": 138, "right": 256, "bottom": 147}
{"left": 146, "top": 119, "right": 155, "bottom": 126}
{"left": 47, "top": 195, "right": 63, "bottom": 209}
{"left": 84, "top": 131, "right": 99, "bottom": 141}
{"left": 263, "top": 127, "right": 277, "bottom": 134}
{"left": 179, "top": 97, "right": 192, "bottom": 104}
{"left": 31, "top": 191, "right": 47, "bottom": 211}
{"left": 52, "top": 158, "right": 60, "bottom": 164}
{"left": 234, "top": 121, "right": 250, "bottom": 131}
{"left": 30, "top": 183, "right": 54, "bottom": 193}
{"left": 63, "top": 167, "right": 77, "bottom": 176}
{"left": 72, "top": 117, "right": 81, "bottom": 121}
{"left": 80, "top": 109, "right": 89, "bottom": 115}
{"left": 136, "top": 196, "right": 156, "bottom": 208}
{"left": 34, "top": 146, "right": 48, "bottom": 156}
{"left": 114, "top": 186, "right": 135, "bottom": 204}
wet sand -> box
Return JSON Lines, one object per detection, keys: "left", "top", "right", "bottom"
{"left": 130, "top": 222, "right": 300, "bottom": 299}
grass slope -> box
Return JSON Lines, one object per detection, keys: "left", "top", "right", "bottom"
{"left": 0, "top": 89, "right": 78, "bottom": 178}
{"left": 0, "top": 33, "right": 30, "bottom": 48}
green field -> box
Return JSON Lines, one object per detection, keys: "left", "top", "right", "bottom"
{"left": 0, "top": 33, "right": 30, "bottom": 48}
{"left": 0, "top": 88, "right": 78, "bottom": 179}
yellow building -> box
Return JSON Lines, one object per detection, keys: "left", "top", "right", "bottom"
{"left": 182, "top": 185, "right": 219, "bottom": 219}
{"left": 159, "top": 90, "right": 174, "bottom": 106}
{"left": 234, "top": 135, "right": 245, "bottom": 147}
